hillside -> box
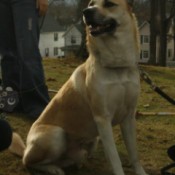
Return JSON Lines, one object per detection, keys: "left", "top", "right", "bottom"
{"left": 0, "top": 58, "right": 175, "bottom": 175}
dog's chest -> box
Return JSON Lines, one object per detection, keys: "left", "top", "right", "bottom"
{"left": 88, "top": 67, "right": 140, "bottom": 122}
{"left": 107, "top": 71, "right": 139, "bottom": 105}
{"left": 108, "top": 77, "right": 139, "bottom": 123}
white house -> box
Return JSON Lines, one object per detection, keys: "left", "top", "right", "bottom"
{"left": 139, "top": 21, "right": 175, "bottom": 64}
{"left": 62, "top": 24, "right": 83, "bottom": 57}
{"left": 39, "top": 14, "right": 66, "bottom": 58}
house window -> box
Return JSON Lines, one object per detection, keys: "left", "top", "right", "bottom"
{"left": 140, "top": 50, "right": 149, "bottom": 59}
{"left": 54, "top": 33, "right": 58, "bottom": 41}
{"left": 45, "top": 48, "right": 49, "bottom": 57}
{"left": 168, "top": 49, "right": 172, "bottom": 58}
{"left": 140, "top": 51, "right": 142, "bottom": 60}
{"left": 140, "top": 35, "right": 149, "bottom": 44}
{"left": 71, "top": 36, "right": 76, "bottom": 44}
{"left": 54, "top": 47, "right": 58, "bottom": 56}
{"left": 143, "top": 50, "right": 149, "bottom": 58}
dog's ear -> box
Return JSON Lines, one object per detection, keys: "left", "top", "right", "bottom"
{"left": 127, "top": 0, "right": 135, "bottom": 6}
{"left": 127, "top": 0, "right": 135, "bottom": 11}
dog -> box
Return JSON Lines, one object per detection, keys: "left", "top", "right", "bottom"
{"left": 22, "top": 0, "right": 148, "bottom": 175}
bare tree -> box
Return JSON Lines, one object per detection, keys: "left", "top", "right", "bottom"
{"left": 76, "top": 0, "right": 89, "bottom": 59}
{"left": 168, "top": 0, "right": 175, "bottom": 60}
{"left": 134, "top": 0, "right": 150, "bottom": 22}
{"left": 159, "top": 0, "right": 167, "bottom": 66}
{"left": 76, "top": 0, "right": 89, "bottom": 21}
{"left": 174, "top": 17, "right": 175, "bottom": 60}
{"left": 149, "top": 0, "right": 175, "bottom": 66}
{"left": 149, "top": 0, "right": 159, "bottom": 65}
{"left": 48, "top": 1, "right": 78, "bottom": 25}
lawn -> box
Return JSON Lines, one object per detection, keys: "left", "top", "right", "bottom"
{"left": 0, "top": 58, "right": 175, "bottom": 175}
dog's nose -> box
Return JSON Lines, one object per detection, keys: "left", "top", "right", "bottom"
{"left": 83, "top": 8, "right": 96, "bottom": 18}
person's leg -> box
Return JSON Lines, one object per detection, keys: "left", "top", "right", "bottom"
{"left": 0, "top": 1, "right": 20, "bottom": 89}
{"left": 0, "top": 1, "right": 16, "bottom": 52}
{"left": 10, "top": 0, "right": 49, "bottom": 118}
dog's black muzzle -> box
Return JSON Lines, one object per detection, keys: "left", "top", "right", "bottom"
{"left": 83, "top": 8, "right": 96, "bottom": 24}
{"left": 83, "top": 7, "right": 118, "bottom": 37}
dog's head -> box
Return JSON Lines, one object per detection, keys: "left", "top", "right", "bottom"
{"left": 83, "top": 0, "right": 135, "bottom": 37}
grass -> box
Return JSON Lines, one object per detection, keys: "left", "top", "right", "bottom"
{"left": 0, "top": 58, "right": 175, "bottom": 175}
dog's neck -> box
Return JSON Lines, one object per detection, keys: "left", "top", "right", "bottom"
{"left": 86, "top": 15, "right": 140, "bottom": 68}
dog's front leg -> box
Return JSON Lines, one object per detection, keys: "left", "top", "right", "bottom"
{"left": 94, "top": 117, "right": 125, "bottom": 175}
{"left": 120, "top": 116, "right": 148, "bottom": 175}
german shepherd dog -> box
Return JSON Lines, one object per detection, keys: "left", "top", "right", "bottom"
{"left": 22, "top": 0, "right": 148, "bottom": 175}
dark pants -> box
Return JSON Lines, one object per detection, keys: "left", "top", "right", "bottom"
{"left": 0, "top": 0, "right": 50, "bottom": 118}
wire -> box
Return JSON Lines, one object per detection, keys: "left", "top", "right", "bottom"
{"left": 139, "top": 68, "right": 175, "bottom": 105}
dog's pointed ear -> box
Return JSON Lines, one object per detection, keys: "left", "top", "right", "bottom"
{"left": 127, "top": 0, "right": 135, "bottom": 11}
{"left": 127, "top": 0, "right": 135, "bottom": 7}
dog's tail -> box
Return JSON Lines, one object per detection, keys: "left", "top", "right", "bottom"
{"left": 8, "top": 132, "right": 25, "bottom": 157}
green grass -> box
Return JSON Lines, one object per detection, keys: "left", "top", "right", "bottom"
{"left": 0, "top": 58, "right": 175, "bottom": 175}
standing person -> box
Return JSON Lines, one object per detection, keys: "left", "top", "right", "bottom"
{"left": 0, "top": 0, "right": 50, "bottom": 119}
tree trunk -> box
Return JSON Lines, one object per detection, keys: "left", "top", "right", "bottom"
{"left": 174, "top": 17, "right": 175, "bottom": 60}
{"left": 149, "top": 0, "right": 158, "bottom": 65}
{"left": 76, "top": 0, "right": 89, "bottom": 59}
{"left": 159, "top": 0, "right": 167, "bottom": 66}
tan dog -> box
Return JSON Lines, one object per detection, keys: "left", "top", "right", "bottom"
{"left": 23, "top": 0, "right": 148, "bottom": 175}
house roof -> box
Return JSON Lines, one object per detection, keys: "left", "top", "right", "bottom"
{"left": 75, "top": 23, "right": 84, "bottom": 33}
{"left": 139, "top": 21, "right": 150, "bottom": 30}
{"left": 63, "top": 23, "right": 84, "bottom": 37}
{"left": 40, "top": 13, "right": 66, "bottom": 33}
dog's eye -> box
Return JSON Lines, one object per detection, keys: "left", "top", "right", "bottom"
{"left": 104, "top": 1, "right": 117, "bottom": 8}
